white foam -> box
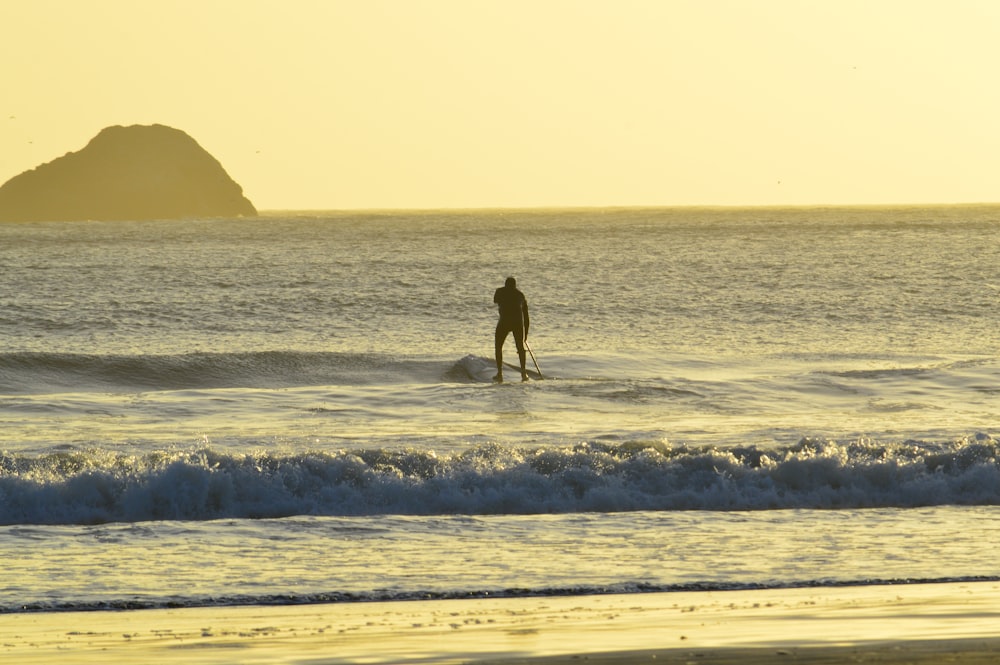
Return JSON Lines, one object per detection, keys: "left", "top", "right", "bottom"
{"left": 3, "top": 435, "right": 1000, "bottom": 525}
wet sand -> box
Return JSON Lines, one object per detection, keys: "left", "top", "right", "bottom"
{"left": 2, "top": 582, "right": 999, "bottom": 663}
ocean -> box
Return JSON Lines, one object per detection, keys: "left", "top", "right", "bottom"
{"left": 2, "top": 206, "right": 1000, "bottom": 614}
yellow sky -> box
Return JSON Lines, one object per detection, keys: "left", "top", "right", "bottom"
{"left": 3, "top": 0, "right": 1000, "bottom": 210}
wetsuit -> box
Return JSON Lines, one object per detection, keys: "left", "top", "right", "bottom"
{"left": 494, "top": 283, "right": 529, "bottom": 379}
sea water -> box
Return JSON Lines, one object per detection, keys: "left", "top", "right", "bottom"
{"left": 2, "top": 207, "right": 1000, "bottom": 613}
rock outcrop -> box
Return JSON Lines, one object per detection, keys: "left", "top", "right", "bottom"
{"left": 0, "top": 124, "right": 257, "bottom": 221}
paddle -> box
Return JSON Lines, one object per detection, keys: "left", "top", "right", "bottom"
{"left": 524, "top": 338, "right": 543, "bottom": 380}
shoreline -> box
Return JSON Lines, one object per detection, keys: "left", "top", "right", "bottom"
{"left": 480, "top": 639, "right": 1000, "bottom": 664}
{"left": 3, "top": 581, "right": 1000, "bottom": 663}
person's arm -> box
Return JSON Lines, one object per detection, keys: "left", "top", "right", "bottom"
{"left": 522, "top": 298, "right": 530, "bottom": 337}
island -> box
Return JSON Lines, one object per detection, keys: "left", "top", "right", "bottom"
{"left": 0, "top": 124, "right": 257, "bottom": 221}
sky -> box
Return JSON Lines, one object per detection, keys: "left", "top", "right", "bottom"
{"left": 3, "top": 0, "right": 1000, "bottom": 210}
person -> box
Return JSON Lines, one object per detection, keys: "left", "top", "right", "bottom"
{"left": 493, "top": 276, "right": 530, "bottom": 382}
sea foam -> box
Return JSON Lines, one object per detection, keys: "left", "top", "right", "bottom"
{"left": 2, "top": 436, "right": 998, "bottom": 525}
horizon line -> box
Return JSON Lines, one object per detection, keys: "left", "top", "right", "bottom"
{"left": 258, "top": 201, "right": 1000, "bottom": 214}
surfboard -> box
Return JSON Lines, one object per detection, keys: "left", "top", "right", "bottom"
{"left": 502, "top": 360, "right": 543, "bottom": 381}
{"left": 457, "top": 355, "right": 543, "bottom": 383}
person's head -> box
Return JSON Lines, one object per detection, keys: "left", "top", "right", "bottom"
{"left": 505, "top": 277, "right": 516, "bottom": 288}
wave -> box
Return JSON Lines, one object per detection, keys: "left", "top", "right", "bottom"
{"left": 3, "top": 435, "right": 1000, "bottom": 525}
{"left": 9, "top": 576, "right": 999, "bottom": 614}
{"left": 0, "top": 351, "right": 470, "bottom": 394}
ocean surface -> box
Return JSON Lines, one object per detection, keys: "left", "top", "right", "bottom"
{"left": 2, "top": 206, "right": 1000, "bottom": 613}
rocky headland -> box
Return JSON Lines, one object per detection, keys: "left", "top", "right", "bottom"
{"left": 0, "top": 124, "right": 257, "bottom": 221}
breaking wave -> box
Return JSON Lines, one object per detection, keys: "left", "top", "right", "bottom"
{"left": 2, "top": 435, "right": 999, "bottom": 525}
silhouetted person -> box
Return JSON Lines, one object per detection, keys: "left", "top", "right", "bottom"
{"left": 494, "top": 276, "right": 530, "bottom": 382}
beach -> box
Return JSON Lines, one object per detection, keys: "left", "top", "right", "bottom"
{"left": 3, "top": 582, "right": 999, "bottom": 663}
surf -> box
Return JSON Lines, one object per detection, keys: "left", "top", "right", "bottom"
{"left": 4, "top": 435, "right": 1000, "bottom": 526}
{"left": 0, "top": 351, "right": 502, "bottom": 394}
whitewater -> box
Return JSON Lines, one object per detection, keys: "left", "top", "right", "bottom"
{"left": 2, "top": 206, "right": 1000, "bottom": 614}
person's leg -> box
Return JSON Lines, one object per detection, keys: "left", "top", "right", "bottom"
{"left": 513, "top": 327, "right": 528, "bottom": 380}
{"left": 494, "top": 323, "right": 507, "bottom": 381}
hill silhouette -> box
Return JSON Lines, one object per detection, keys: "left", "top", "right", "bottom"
{"left": 0, "top": 124, "right": 257, "bottom": 221}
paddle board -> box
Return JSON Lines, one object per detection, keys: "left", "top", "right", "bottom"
{"left": 457, "top": 355, "right": 543, "bottom": 383}
{"left": 503, "top": 360, "right": 543, "bottom": 381}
